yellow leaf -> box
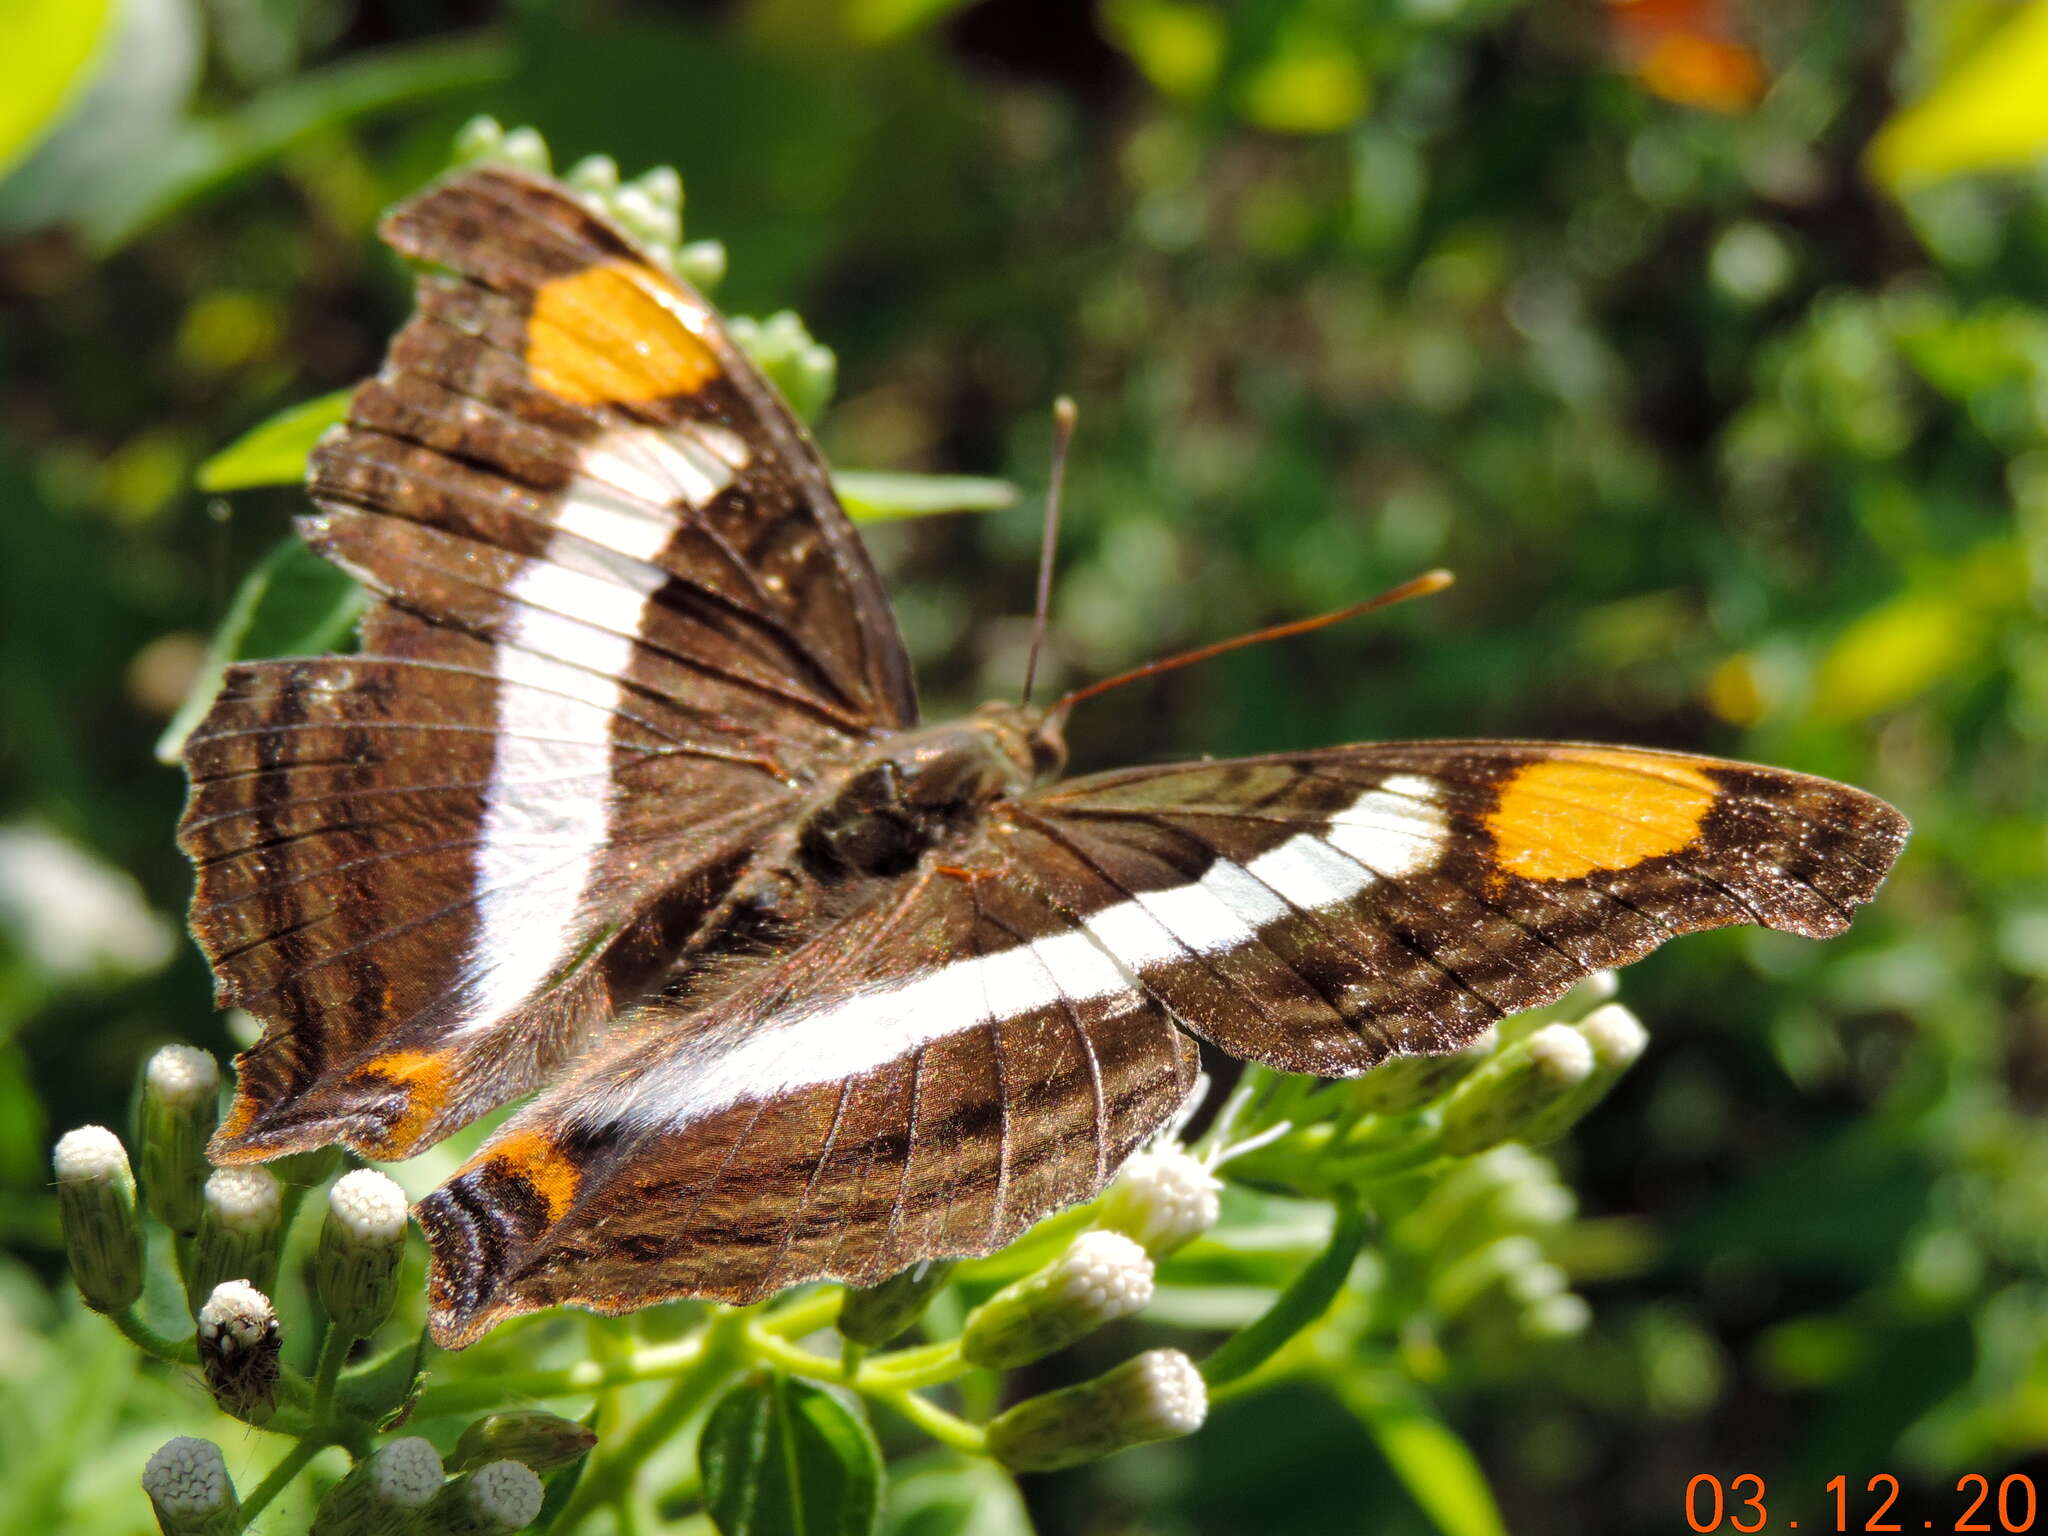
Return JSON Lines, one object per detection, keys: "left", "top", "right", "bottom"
{"left": 1811, "top": 593, "right": 1979, "bottom": 721}
{"left": 1868, "top": 0, "right": 2048, "bottom": 191}
{"left": 0, "top": 0, "right": 115, "bottom": 180}
{"left": 1236, "top": 43, "right": 1370, "bottom": 135}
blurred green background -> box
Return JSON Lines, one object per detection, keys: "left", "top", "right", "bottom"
{"left": 3, "top": 0, "right": 2045, "bottom": 1531}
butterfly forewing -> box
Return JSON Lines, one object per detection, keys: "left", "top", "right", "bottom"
{"left": 1003, "top": 742, "right": 1907, "bottom": 1074}
{"left": 182, "top": 168, "right": 914, "bottom": 1163}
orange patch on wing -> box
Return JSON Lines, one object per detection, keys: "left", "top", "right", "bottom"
{"left": 479, "top": 1128, "right": 582, "bottom": 1220}
{"left": 526, "top": 261, "right": 720, "bottom": 405}
{"left": 1488, "top": 749, "right": 1720, "bottom": 882}
{"left": 356, "top": 1048, "right": 456, "bottom": 1154}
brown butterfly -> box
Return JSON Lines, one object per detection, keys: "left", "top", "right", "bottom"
{"left": 178, "top": 167, "right": 1908, "bottom": 1348}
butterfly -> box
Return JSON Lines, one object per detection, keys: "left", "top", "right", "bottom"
{"left": 179, "top": 166, "right": 1909, "bottom": 1348}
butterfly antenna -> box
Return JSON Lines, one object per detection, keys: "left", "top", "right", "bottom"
{"left": 1051, "top": 568, "right": 1455, "bottom": 719}
{"left": 1021, "top": 395, "right": 1078, "bottom": 707}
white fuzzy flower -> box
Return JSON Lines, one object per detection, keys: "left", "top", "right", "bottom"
{"left": 1099, "top": 1148, "right": 1222, "bottom": 1257}
{"left": 203, "top": 1167, "right": 280, "bottom": 1233}
{"left": 1578, "top": 1002, "right": 1649, "bottom": 1068}
{"left": 328, "top": 1169, "right": 408, "bottom": 1244}
{"left": 53, "top": 1125, "right": 129, "bottom": 1183}
{"left": 197, "top": 1279, "right": 274, "bottom": 1353}
{"left": 145, "top": 1045, "right": 219, "bottom": 1106}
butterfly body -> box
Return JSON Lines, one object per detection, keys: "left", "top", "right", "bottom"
{"left": 178, "top": 166, "right": 1909, "bottom": 1347}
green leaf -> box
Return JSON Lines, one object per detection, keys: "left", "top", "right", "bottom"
{"left": 334, "top": 1324, "right": 434, "bottom": 1428}
{"left": 882, "top": 1455, "right": 1032, "bottom": 1536}
{"left": 1201, "top": 1193, "right": 1367, "bottom": 1389}
{"left": 196, "top": 389, "right": 349, "bottom": 492}
{"left": 703, "top": 1373, "right": 883, "bottom": 1536}
{"left": 154, "top": 536, "right": 366, "bottom": 764}
{"left": 1336, "top": 1371, "right": 1507, "bottom": 1536}
{"left": 84, "top": 32, "right": 512, "bottom": 252}
{"left": 833, "top": 472, "right": 1018, "bottom": 521}
{"left": 0, "top": 0, "right": 116, "bottom": 179}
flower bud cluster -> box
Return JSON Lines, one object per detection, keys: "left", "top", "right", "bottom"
{"left": 452, "top": 118, "right": 720, "bottom": 291}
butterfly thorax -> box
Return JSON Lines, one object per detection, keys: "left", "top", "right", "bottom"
{"left": 796, "top": 702, "right": 1066, "bottom": 882}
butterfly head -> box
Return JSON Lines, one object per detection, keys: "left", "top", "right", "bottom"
{"left": 973, "top": 699, "right": 1068, "bottom": 787}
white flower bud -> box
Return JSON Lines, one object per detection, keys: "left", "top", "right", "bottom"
{"left": 142, "top": 1436, "right": 239, "bottom": 1536}
{"left": 497, "top": 126, "right": 550, "bottom": 175}
{"left": 197, "top": 1280, "right": 281, "bottom": 1425}
{"left": 189, "top": 1165, "right": 282, "bottom": 1307}
{"left": 317, "top": 1169, "right": 409, "bottom": 1337}
{"left": 1438, "top": 1023, "right": 1596, "bottom": 1155}
{"left": 53, "top": 1125, "right": 143, "bottom": 1312}
{"left": 423, "top": 1459, "right": 544, "bottom": 1534}
{"left": 1098, "top": 1148, "right": 1221, "bottom": 1257}
{"left": 565, "top": 154, "right": 619, "bottom": 194}
{"left": 1578, "top": 1002, "right": 1649, "bottom": 1069}
{"left": 987, "top": 1349, "right": 1208, "bottom": 1472}
{"left": 312, "top": 1436, "right": 444, "bottom": 1535}
{"left": 139, "top": 1045, "right": 219, "bottom": 1234}
{"left": 676, "top": 240, "right": 727, "bottom": 291}
{"left": 1523, "top": 1292, "right": 1592, "bottom": 1341}
{"left": 962, "top": 1230, "right": 1154, "bottom": 1370}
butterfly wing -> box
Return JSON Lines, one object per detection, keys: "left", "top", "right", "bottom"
{"left": 998, "top": 741, "right": 1908, "bottom": 1072}
{"left": 413, "top": 738, "right": 1902, "bottom": 1346}
{"left": 416, "top": 852, "right": 1199, "bottom": 1346}
{"left": 181, "top": 168, "right": 914, "bottom": 1162}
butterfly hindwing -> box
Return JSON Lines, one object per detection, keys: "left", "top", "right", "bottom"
{"left": 183, "top": 168, "right": 914, "bottom": 1162}
{"left": 416, "top": 854, "right": 1199, "bottom": 1346}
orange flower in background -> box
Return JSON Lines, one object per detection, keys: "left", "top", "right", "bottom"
{"left": 1608, "top": 0, "right": 1769, "bottom": 113}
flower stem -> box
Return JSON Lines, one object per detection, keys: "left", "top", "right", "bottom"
{"left": 878, "top": 1390, "right": 985, "bottom": 1454}
{"left": 412, "top": 1334, "right": 711, "bottom": 1416}
{"left": 309, "top": 1321, "right": 351, "bottom": 1422}
{"left": 555, "top": 1311, "right": 751, "bottom": 1530}
{"left": 110, "top": 1304, "right": 198, "bottom": 1365}
{"left": 236, "top": 1436, "right": 328, "bottom": 1530}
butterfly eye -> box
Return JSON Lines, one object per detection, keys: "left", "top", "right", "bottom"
{"left": 1029, "top": 728, "right": 1067, "bottom": 782}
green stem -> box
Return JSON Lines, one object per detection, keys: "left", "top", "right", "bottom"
{"left": 878, "top": 1390, "right": 986, "bottom": 1455}
{"left": 1203, "top": 1191, "right": 1370, "bottom": 1393}
{"left": 109, "top": 1305, "right": 199, "bottom": 1365}
{"left": 236, "top": 1436, "right": 328, "bottom": 1530}
{"left": 757, "top": 1287, "right": 842, "bottom": 1336}
{"left": 556, "top": 1312, "right": 751, "bottom": 1530}
{"left": 309, "top": 1322, "right": 352, "bottom": 1422}
{"left": 413, "top": 1334, "right": 710, "bottom": 1417}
